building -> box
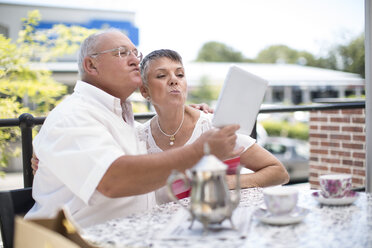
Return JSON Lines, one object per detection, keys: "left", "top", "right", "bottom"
{"left": 0, "top": 0, "right": 139, "bottom": 62}
{"left": 185, "top": 62, "right": 365, "bottom": 105}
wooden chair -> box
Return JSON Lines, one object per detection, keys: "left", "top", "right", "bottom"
{"left": 0, "top": 187, "right": 34, "bottom": 248}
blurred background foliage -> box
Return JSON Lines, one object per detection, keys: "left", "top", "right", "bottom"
{"left": 260, "top": 120, "right": 309, "bottom": 140}
{"left": 188, "top": 76, "right": 221, "bottom": 105}
{"left": 196, "top": 33, "right": 365, "bottom": 77}
{"left": 196, "top": 41, "right": 254, "bottom": 63}
{"left": 0, "top": 10, "right": 95, "bottom": 172}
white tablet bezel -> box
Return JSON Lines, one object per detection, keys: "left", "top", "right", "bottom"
{"left": 212, "top": 65, "right": 268, "bottom": 135}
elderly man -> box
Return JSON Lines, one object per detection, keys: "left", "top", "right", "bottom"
{"left": 25, "top": 29, "right": 242, "bottom": 228}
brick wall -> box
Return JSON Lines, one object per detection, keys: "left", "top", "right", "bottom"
{"left": 309, "top": 108, "right": 366, "bottom": 189}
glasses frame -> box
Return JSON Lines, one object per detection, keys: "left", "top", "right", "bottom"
{"left": 89, "top": 46, "right": 143, "bottom": 62}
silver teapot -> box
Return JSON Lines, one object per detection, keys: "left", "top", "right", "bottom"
{"left": 167, "top": 147, "right": 242, "bottom": 233}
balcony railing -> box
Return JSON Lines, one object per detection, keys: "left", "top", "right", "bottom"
{"left": 0, "top": 101, "right": 365, "bottom": 188}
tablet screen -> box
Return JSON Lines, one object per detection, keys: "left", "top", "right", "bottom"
{"left": 212, "top": 65, "right": 268, "bottom": 135}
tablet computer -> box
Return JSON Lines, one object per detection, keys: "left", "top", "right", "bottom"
{"left": 212, "top": 65, "right": 268, "bottom": 135}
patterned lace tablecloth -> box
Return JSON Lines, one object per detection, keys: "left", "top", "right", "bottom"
{"left": 83, "top": 188, "right": 372, "bottom": 248}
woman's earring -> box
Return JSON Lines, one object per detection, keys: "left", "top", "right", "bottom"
{"left": 146, "top": 97, "right": 151, "bottom": 101}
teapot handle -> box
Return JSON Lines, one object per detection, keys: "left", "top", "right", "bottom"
{"left": 231, "top": 165, "right": 242, "bottom": 209}
{"left": 166, "top": 170, "right": 190, "bottom": 211}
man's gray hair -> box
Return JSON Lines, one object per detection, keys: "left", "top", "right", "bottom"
{"left": 140, "top": 49, "right": 183, "bottom": 86}
{"left": 77, "top": 28, "right": 123, "bottom": 77}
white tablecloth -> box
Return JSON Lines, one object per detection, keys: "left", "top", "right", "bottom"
{"left": 83, "top": 188, "right": 372, "bottom": 248}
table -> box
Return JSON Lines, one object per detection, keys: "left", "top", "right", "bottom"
{"left": 83, "top": 188, "right": 372, "bottom": 248}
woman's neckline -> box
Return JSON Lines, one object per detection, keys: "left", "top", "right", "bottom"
{"left": 149, "top": 107, "right": 202, "bottom": 151}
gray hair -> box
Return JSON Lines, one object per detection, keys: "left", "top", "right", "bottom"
{"left": 77, "top": 28, "right": 123, "bottom": 77}
{"left": 140, "top": 49, "right": 183, "bottom": 86}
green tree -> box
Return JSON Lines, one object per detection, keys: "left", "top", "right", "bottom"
{"left": 255, "top": 44, "right": 318, "bottom": 66}
{"left": 337, "top": 33, "right": 365, "bottom": 77}
{"left": 188, "top": 76, "right": 220, "bottom": 105}
{"left": 196, "top": 41, "right": 249, "bottom": 62}
{"left": 299, "top": 33, "right": 365, "bottom": 77}
{"left": 0, "top": 10, "right": 95, "bottom": 171}
{"left": 196, "top": 33, "right": 365, "bottom": 77}
{"left": 309, "top": 50, "right": 338, "bottom": 70}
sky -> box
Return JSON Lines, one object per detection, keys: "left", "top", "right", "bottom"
{"left": 5, "top": 0, "right": 365, "bottom": 62}
{"left": 130, "top": 0, "right": 365, "bottom": 62}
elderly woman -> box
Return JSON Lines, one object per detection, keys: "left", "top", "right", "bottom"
{"left": 138, "top": 49, "right": 289, "bottom": 204}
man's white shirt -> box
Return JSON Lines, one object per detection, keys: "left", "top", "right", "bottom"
{"left": 25, "top": 81, "right": 156, "bottom": 228}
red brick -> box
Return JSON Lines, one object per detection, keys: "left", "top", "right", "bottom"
{"left": 323, "top": 110, "right": 340, "bottom": 114}
{"left": 353, "top": 135, "right": 366, "bottom": 142}
{"left": 330, "top": 150, "right": 351, "bottom": 157}
{"left": 331, "top": 167, "right": 351, "bottom": 174}
{"left": 352, "top": 117, "right": 365, "bottom": 124}
{"left": 342, "top": 143, "right": 364, "bottom": 149}
{"left": 310, "top": 117, "right": 328, "bottom": 122}
{"left": 353, "top": 169, "right": 366, "bottom": 176}
{"left": 310, "top": 149, "right": 328, "bottom": 155}
{"left": 352, "top": 178, "right": 364, "bottom": 185}
{"left": 321, "top": 125, "right": 340, "bottom": 131}
{"left": 353, "top": 152, "right": 366, "bottom": 159}
{"left": 308, "top": 170, "right": 316, "bottom": 175}
{"left": 321, "top": 158, "right": 341, "bottom": 164}
{"left": 309, "top": 180, "right": 320, "bottom": 186}
{"left": 310, "top": 133, "right": 328, "bottom": 139}
{"left": 309, "top": 172, "right": 319, "bottom": 178}
{"left": 310, "top": 110, "right": 324, "bottom": 116}
{"left": 310, "top": 125, "right": 318, "bottom": 130}
{"left": 342, "top": 126, "right": 364, "bottom": 132}
{"left": 331, "top": 117, "right": 350, "bottom": 123}
{"left": 309, "top": 184, "right": 319, "bottom": 189}
{"left": 309, "top": 156, "right": 319, "bottom": 162}
{"left": 330, "top": 134, "right": 351, "bottom": 140}
{"left": 342, "top": 159, "right": 353, "bottom": 165}
{"left": 353, "top": 161, "right": 364, "bottom": 167}
{"left": 321, "top": 141, "right": 340, "bottom": 147}
{"left": 309, "top": 108, "right": 366, "bottom": 188}
{"left": 342, "top": 109, "right": 363, "bottom": 115}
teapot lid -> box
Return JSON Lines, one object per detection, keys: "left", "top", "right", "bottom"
{"left": 192, "top": 154, "right": 227, "bottom": 172}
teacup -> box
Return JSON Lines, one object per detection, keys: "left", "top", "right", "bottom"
{"left": 319, "top": 174, "right": 352, "bottom": 198}
{"left": 263, "top": 187, "right": 298, "bottom": 216}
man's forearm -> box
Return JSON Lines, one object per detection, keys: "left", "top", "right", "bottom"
{"left": 97, "top": 143, "right": 203, "bottom": 197}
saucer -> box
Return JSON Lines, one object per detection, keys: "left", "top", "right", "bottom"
{"left": 253, "top": 207, "right": 309, "bottom": 225}
{"left": 312, "top": 191, "right": 359, "bottom": 205}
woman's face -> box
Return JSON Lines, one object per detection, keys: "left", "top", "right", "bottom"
{"left": 142, "top": 57, "right": 188, "bottom": 109}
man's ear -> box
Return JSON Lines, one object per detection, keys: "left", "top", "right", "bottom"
{"left": 83, "top": 57, "right": 98, "bottom": 75}
{"left": 139, "top": 85, "right": 149, "bottom": 99}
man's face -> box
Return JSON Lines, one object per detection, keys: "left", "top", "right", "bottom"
{"left": 90, "top": 32, "right": 142, "bottom": 100}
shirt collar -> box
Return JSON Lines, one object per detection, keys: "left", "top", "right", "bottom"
{"left": 121, "top": 100, "right": 135, "bottom": 127}
{"left": 73, "top": 80, "right": 123, "bottom": 118}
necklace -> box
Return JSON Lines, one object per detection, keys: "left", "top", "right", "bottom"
{"left": 156, "top": 110, "right": 185, "bottom": 146}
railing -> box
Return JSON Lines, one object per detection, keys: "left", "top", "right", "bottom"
{"left": 0, "top": 101, "right": 366, "bottom": 188}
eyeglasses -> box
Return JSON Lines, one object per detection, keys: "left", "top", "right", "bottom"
{"left": 90, "top": 46, "right": 143, "bottom": 62}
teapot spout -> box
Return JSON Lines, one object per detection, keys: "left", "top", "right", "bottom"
{"left": 231, "top": 165, "right": 242, "bottom": 209}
